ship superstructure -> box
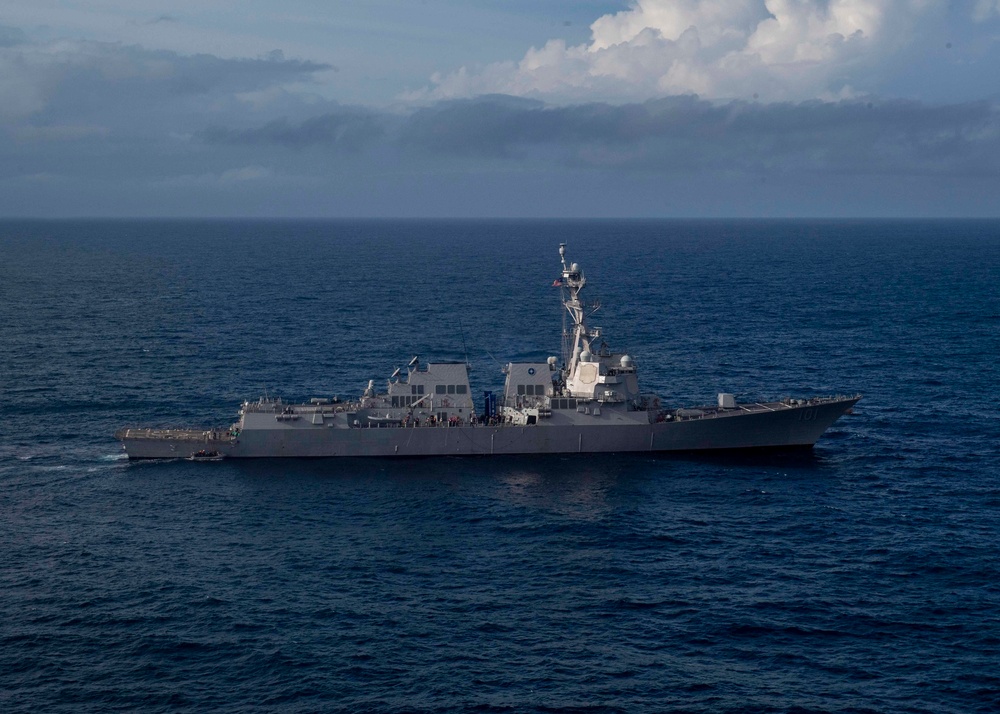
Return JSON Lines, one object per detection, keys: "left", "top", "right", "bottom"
{"left": 116, "top": 244, "right": 859, "bottom": 459}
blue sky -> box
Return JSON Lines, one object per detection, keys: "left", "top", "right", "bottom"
{"left": 2, "top": 1, "right": 999, "bottom": 217}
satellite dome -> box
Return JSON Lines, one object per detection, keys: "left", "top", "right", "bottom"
{"left": 580, "top": 350, "right": 592, "bottom": 362}
{"left": 620, "top": 355, "right": 633, "bottom": 368}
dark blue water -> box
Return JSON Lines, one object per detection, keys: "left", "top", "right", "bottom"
{"left": 2, "top": 219, "right": 999, "bottom": 713}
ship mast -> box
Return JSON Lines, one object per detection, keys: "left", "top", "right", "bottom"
{"left": 559, "top": 243, "right": 590, "bottom": 377}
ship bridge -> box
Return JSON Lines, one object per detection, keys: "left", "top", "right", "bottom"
{"left": 555, "top": 243, "right": 641, "bottom": 405}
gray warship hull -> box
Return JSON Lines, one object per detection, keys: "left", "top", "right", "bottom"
{"left": 116, "top": 396, "right": 859, "bottom": 459}
{"left": 116, "top": 243, "right": 859, "bottom": 460}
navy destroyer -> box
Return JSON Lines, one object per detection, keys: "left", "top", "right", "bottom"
{"left": 115, "top": 244, "right": 859, "bottom": 459}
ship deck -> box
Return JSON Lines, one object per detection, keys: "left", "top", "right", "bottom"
{"left": 113, "top": 427, "right": 233, "bottom": 442}
{"left": 670, "top": 397, "right": 845, "bottom": 421}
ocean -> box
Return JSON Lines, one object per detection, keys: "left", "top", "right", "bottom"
{"left": 1, "top": 219, "right": 998, "bottom": 713}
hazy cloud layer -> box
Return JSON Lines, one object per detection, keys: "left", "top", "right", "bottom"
{"left": 395, "top": 95, "right": 1000, "bottom": 177}
{"left": 202, "top": 111, "right": 384, "bottom": 150}
{"left": 182, "top": 92, "right": 1000, "bottom": 180}
{"left": 0, "top": 28, "right": 328, "bottom": 125}
{"left": 975, "top": 0, "right": 1000, "bottom": 21}
{"left": 415, "top": 1, "right": 991, "bottom": 103}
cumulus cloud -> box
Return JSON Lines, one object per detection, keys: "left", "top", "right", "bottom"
{"left": 414, "top": 0, "right": 940, "bottom": 102}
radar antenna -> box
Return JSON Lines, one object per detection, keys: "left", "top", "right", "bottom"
{"left": 557, "top": 244, "right": 590, "bottom": 376}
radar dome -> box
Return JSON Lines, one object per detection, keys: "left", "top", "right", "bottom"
{"left": 580, "top": 350, "right": 592, "bottom": 362}
{"left": 620, "top": 355, "right": 633, "bottom": 368}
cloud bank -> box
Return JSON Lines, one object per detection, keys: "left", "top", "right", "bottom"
{"left": 1, "top": 17, "right": 999, "bottom": 217}
{"left": 415, "top": 0, "right": 948, "bottom": 102}
{"left": 190, "top": 93, "right": 1000, "bottom": 187}
{"left": 0, "top": 28, "right": 327, "bottom": 125}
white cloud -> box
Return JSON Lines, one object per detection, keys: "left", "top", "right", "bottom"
{"left": 415, "top": 0, "right": 940, "bottom": 103}
{"left": 973, "top": 0, "right": 1000, "bottom": 21}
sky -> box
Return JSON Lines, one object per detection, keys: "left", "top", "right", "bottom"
{"left": 2, "top": 0, "right": 999, "bottom": 218}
